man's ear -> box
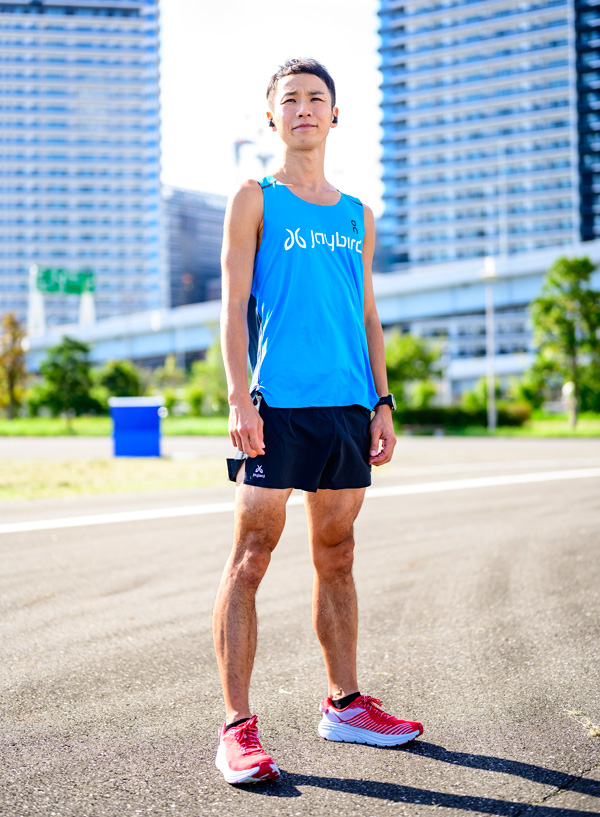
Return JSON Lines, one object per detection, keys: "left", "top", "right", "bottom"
{"left": 266, "top": 113, "right": 276, "bottom": 130}
{"left": 331, "top": 106, "right": 339, "bottom": 127}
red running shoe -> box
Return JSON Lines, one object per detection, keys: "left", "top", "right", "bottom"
{"left": 215, "top": 715, "right": 281, "bottom": 784}
{"left": 318, "top": 695, "right": 423, "bottom": 747}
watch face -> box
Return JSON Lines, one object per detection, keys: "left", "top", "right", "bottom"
{"left": 390, "top": 394, "right": 397, "bottom": 410}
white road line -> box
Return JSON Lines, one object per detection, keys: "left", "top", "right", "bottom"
{"left": 367, "top": 467, "right": 600, "bottom": 498}
{"left": 1, "top": 467, "right": 599, "bottom": 536}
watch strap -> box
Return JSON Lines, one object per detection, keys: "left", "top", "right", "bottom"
{"left": 374, "top": 394, "right": 396, "bottom": 410}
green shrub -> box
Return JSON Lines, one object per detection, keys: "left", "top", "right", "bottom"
{"left": 396, "top": 403, "right": 530, "bottom": 430}
{"left": 186, "top": 341, "right": 228, "bottom": 416}
{"left": 497, "top": 401, "right": 532, "bottom": 427}
{"left": 185, "top": 382, "right": 205, "bottom": 417}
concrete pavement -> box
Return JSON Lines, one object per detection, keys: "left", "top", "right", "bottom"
{"left": 1, "top": 439, "right": 599, "bottom": 816}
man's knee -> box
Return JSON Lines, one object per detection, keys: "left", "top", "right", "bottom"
{"left": 312, "top": 534, "right": 355, "bottom": 578}
{"left": 228, "top": 539, "right": 273, "bottom": 590}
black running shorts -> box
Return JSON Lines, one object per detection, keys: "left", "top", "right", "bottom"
{"left": 226, "top": 394, "right": 372, "bottom": 492}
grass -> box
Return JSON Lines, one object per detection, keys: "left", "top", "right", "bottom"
{"left": 0, "top": 415, "right": 229, "bottom": 437}
{"left": 1, "top": 413, "right": 599, "bottom": 438}
{"left": 1, "top": 411, "right": 598, "bottom": 502}
{"left": 0, "top": 457, "right": 229, "bottom": 501}
{"left": 566, "top": 710, "right": 600, "bottom": 738}
{"left": 440, "top": 417, "right": 600, "bottom": 438}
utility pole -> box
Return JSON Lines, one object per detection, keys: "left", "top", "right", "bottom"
{"left": 482, "top": 255, "right": 498, "bottom": 433}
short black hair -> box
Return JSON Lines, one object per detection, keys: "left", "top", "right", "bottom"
{"left": 266, "top": 58, "right": 336, "bottom": 110}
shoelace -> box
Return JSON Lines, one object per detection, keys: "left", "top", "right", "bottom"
{"left": 359, "top": 695, "right": 397, "bottom": 721}
{"left": 232, "top": 715, "right": 263, "bottom": 755}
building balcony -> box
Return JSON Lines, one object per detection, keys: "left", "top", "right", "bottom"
{"left": 382, "top": 62, "right": 569, "bottom": 105}
{"left": 380, "top": 0, "right": 567, "bottom": 43}
{"left": 404, "top": 186, "right": 574, "bottom": 210}
{"left": 381, "top": 17, "right": 567, "bottom": 59}
{"left": 381, "top": 36, "right": 569, "bottom": 77}
{"left": 382, "top": 83, "right": 569, "bottom": 121}
{"left": 381, "top": 106, "right": 570, "bottom": 137}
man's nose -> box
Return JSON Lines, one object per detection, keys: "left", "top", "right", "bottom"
{"left": 296, "top": 98, "right": 312, "bottom": 116}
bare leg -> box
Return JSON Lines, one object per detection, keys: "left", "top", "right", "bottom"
{"left": 304, "top": 488, "right": 366, "bottom": 700}
{"left": 212, "top": 468, "right": 292, "bottom": 725}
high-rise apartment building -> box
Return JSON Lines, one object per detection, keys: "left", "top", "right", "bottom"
{"left": 378, "top": 0, "right": 599, "bottom": 269}
{"left": 0, "top": 0, "right": 163, "bottom": 328}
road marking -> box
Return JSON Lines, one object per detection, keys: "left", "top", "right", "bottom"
{"left": 1, "top": 467, "right": 599, "bottom": 535}
{"left": 366, "top": 467, "right": 600, "bottom": 498}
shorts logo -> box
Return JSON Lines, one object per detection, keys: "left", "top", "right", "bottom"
{"left": 252, "top": 465, "right": 265, "bottom": 479}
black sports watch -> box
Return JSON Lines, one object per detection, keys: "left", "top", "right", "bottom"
{"left": 374, "top": 394, "right": 396, "bottom": 411}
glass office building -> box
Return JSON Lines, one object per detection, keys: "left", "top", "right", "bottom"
{"left": 378, "top": 0, "right": 599, "bottom": 269}
{"left": 0, "top": 0, "right": 162, "bottom": 328}
{"left": 163, "top": 187, "right": 227, "bottom": 308}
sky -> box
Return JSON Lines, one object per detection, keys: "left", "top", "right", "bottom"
{"left": 159, "top": 0, "right": 385, "bottom": 215}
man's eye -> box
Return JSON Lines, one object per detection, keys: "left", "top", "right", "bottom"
{"left": 312, "top": 97, "right": 325, "bottom": 101}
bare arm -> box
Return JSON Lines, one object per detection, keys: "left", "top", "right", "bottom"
{"left": 362, "top": 204, "right": 396, "bottom": 466}
{"left": 220, "top": 180, "right": 265, "bottom": 457}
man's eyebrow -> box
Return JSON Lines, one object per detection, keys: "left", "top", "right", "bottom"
{"left": 280, "top": 89, "right": 327, "bottom": 98}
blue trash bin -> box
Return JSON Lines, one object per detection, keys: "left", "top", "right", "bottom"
{"left": 109, "top": 396, "right": 166, "bottom": 457}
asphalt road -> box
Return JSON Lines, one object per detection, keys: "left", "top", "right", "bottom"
{"left": 1, "top": 438, "right": 599, "bottom": 816}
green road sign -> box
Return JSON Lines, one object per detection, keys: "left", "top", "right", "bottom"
{"left": 36, "top": 268, "right": 95, "bottom": 295}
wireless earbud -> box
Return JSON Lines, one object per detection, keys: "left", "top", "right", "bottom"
{"left": 332, "top": 115, "right": 338, "bottom": 124}
{"left": 268, "top": 120, "right": 275, "bottom": 128}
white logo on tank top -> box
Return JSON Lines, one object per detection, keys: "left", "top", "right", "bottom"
{"left": 284, "top": 228, "right": 307, "bottom": 250}
{"left": 283, "top": 227, "right": 362, "bottom": 254}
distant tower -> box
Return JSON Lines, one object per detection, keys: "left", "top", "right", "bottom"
{"left": 0, "top": 0, "right": 163, "bottom": 327}
{"left": 378, "top": 0, "right": 598, "bottom": 270}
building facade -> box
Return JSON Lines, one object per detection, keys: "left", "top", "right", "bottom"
{"left": 162, "top": 186, "right": 226, "bottom": 308}
{"left": 378, "top": 0, "right": 599, "bottom": 269}
{"left": 0, "top": 0, "right": 163, "bottom": 329}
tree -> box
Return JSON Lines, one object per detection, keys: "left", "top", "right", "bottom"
{"left": 508, "top": 353, "right": 559, "bottom": 411}
{"left": 385, "top": 331, "right": 441, "bottom": 408}
{"left": 186, "top": 340, "right": 229, "bottom": 416}
{"left": 39, "top": 336, "right": 102, "bottom": 421}
{"left": 0, "top": 312, "right": 27, "bottom": 419}
{"left": 96, "top": 359, "right": 143, "bottom": 397}
{"left": 529, "top": 256, "right": 600, "bottom": 427}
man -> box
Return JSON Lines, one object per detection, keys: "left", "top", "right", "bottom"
{"left": 213, "top": 58, "right": 423, "bottom": 786}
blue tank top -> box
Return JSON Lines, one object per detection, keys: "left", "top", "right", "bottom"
{"left": 248, "top": 175, "right": 379, "bottom": 410}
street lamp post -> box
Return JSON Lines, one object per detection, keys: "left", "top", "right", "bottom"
{"left": 482, "top": 255, "right": 497, "bottom": 433}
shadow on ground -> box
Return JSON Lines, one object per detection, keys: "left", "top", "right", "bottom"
{"left": 230, "top": 742, "right": 599, "bottom": 814}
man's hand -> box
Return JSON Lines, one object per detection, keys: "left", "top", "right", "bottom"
{"left": 229, "top": 395, "right": 265, "bottom": 458}
{"left": 368, "top": 405, "right": 396, "bottom": 466}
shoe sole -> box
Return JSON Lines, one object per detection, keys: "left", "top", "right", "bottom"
{"left": 215, "top": 748, "right": 280, "bottom": 785}
{"left": 318, "top": 718, "right": 422, "bottom": 747}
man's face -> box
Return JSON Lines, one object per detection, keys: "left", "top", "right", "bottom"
{"left": 268, "top": 73, "right": 338, "bottom": 146}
